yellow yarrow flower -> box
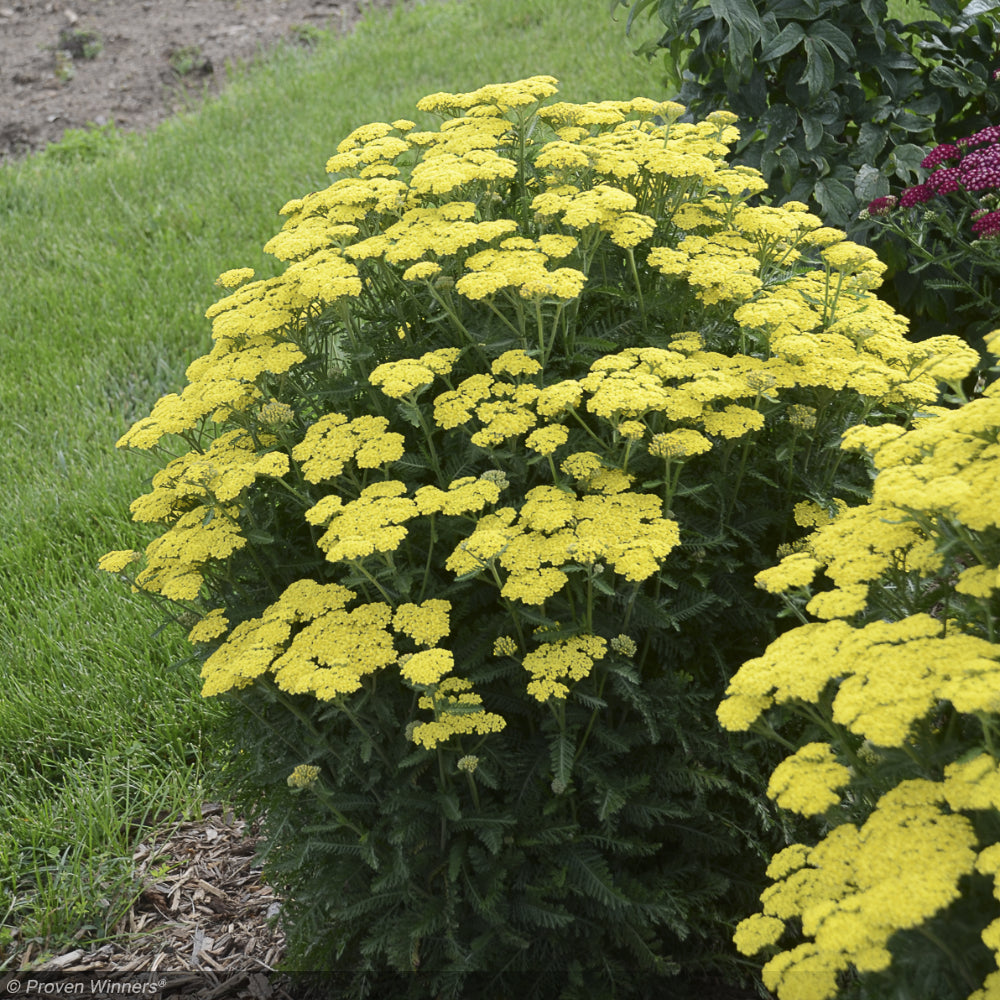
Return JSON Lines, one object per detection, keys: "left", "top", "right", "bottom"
{"left": 526, "top": 424, "right": 569, "bottom": 456}
{"left": 492, "top": 350, "right": 542, "bottom": 377}
{"left": 401, "top": 648, "right": 454, "bottom": 686}
{"left": 752, "top": 780, "right": 978, "bottom": 998}
{"left": 805, "top": 586, "right": 869, "bottom": 620}
{"left": 523, "top": 634, "right": 608, "bottom": 701}
{"left": 370, "top": 358, "right": 438, "bottom": 398}
{"left": 402, "top": 261, "right": 442, "bottom": 281}
{"left": 493, "top": 635, "right": 519, "bottom": 657}
{"left": 755, "top": 552, "right": 821, "bottom": 594}
{"left": 98, "top": 549, "right": 141, "bottom": 574}
{"left": 187, "top": 608, "right": 230, "bottom": 644}
{"left": 293, "top": 413, "right": 405, "bottom": 481}
{"left": 393, "top": 599, "right": 452, "bottom": 647}
{"left": 308, "top": 481, "right": 418, "bottom": 562}
{"left": 411, "top": 677, "right": 506, "bottom": 749}
{"left": 287, "top": 764, "right": 320, "bottom": 789}
{"left": 648, "top": 429, "right": 711, "bottom": 459}
{"left": 766, "top": 743, "right": 851, "bottom": 817}
{"left": 215, "top": 267, "right": 255, "bottom": 289}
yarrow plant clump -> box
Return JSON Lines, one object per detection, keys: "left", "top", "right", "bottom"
{"left": 863, "top": 121, "right": 1000, "bottom": 351}
{"left": 103, "top": 78, "right": 978, "bottom": 997}
{"left": 720, "top": 331, "right": 1000, "bottom": 1000}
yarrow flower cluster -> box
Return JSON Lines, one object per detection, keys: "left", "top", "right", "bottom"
{"left": 287, "top": 764, "right": 321, "bottom": 789}
{"left": 106, "top": 72, "right": 974, "bottom": 764}
{"left": 720, "top": 331, "right": 1000, "bottom": 1000}
{"left": 863, "top": 121, "right": 1000, "bottom": 349}
{"left": 870, "top": 125, "right": 1000, "bottom": 219}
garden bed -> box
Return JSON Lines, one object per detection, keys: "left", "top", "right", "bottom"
{"left": 0, "top": 0, "right": 393, "bottom": 160}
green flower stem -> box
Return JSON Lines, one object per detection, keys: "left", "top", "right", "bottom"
{"left": 822, "top": 265, "right": 848, "bottom": 329}
{"left": 621, "top": 580, "right": 641, "bottom": 632}
{"left": 270, "top": 475, "right": 320, "bottom": 511}
{"left": 513, "top": 109, "right": 532, "bottom": 227}
{"left": 586, "top": 569, "right": 595, "bottom": 634}
{"left": 335, "top": 697, "right": 394, "bottom": 771}
{"left": 877, "top": 212, "right": 989, "bottom": 308}
{"left": 482, "top": 293, "right": 526, "bottom": 345}
{"left": 916, "top": 926, "right": 979, "bottom": 991}
{"left": 425, "top": 284, "right": 490, "bottom": 364}
{"left": 662, "top": 458, "right": 684, "bottom": 512}
{"left": 230, "top": 505, "right": 283, "bottom": 601}
{"left": 307, "top": 781, "right": 366, "bottom": 838}
{"left": 417, "top": 513, "right": 438, "bottom": 604}
{"left": 620, "top": 436, "right": 635, "bottom": 475}
{"left": 541, "top": 301, "right": 568, "bottom": 370}
{"left": 336, "top": 300, "right": 364, "bottom": 357}
{"left": 412, "top": 404, "right": 444, "bottom": 483}
{"left": 464, "top": 770, "right": 481, "bottom": 812}
{"left": 780, "top": 592, "right": 812, "bottom": 627}
{"left": 237, "top": 685, "right": 314, "bottom": 755}
{"left": 562, "top": 573, "right": 579, "bottom": 625}
{"left": 572, "top": 669, "right": 609, "bottom": 768}
{"left": 487, "top": 563, "right": 527, "bottom": 649}
{"left": 980, "top": 598, "right": 996, "bottom": 645}
{"left": 978, "top": 715, "right": 998, "bottom": 760}
{"left": 534, "top": 299, "right": 548, "bottom": 364}
{"left": 724, "top": 433, "right": 755, "bottom": 521}
{"left": 751, "top": 717, "right": 800, "bottom": 753}
{"left": 350, "top": 559, "right": 395, "bottom": 605}
{"left": 954, "top": 524, "right": 991, "bottom": 570}
{"left": 567, "top": 408, "right": 607, "bottom": 449}
{"left": 784, "top": 428, "right": 802, "bottom": 494}
{"left": 796, "top": 703, "right": 865, "bottom": 772}
{"left": 636, "top": 574, "right": 662, "bottom": 667}
{"left": 627, "top": 248, "right": 647, "bottom": 332}
{"left": 436, "top": 746, "right": 449, "bottom": 794}
{"left": 560, "top": 297, "right": 581, "bottom": 357}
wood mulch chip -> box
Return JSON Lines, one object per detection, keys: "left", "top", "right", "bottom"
{"left": 18, "top": 804, "right": 289, "bottom": 998}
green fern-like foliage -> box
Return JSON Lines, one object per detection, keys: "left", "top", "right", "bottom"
{"left": 104, "top": 79, "right": 980, "bottom": 998}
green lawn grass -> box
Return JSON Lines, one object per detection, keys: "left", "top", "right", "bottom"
{"left": 0, "top": 0, "right": 940, "bottom": 969}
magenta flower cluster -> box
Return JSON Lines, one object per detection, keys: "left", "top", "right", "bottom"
{"left": 873, "top": 123, "right": 1000, "bottom": 234}
{"left": 972, "top": 208, "right": 1000, "bottom": 237}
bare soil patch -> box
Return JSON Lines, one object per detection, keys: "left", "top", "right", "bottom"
{"left": 0, "top": 0, "right": 388, "bottom": 161}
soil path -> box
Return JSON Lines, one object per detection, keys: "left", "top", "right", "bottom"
{"left": 0, "top": 0, "right": 388, "bottom": 161}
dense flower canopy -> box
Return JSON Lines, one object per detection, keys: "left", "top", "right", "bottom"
{"left": 107, "top": 77, "right": 976, "bottom": 753}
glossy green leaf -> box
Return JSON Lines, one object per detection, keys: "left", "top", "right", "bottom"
{"left": 758, "top": 21, "right": 806, "bottom": 62}
{"left": 708, "top": 0, "right": 764, "bottom": 78}
{"left": 854, "top": 122, "right": 888, "bottom": 163}
{"left": 802, "top": 114, "right": 825, "bottom": 150}
{"left": 928, "top": 64, "right": 986, "bottom": 96}
{"left": 807, "top": 21, "right": 856, "bottom": 62}
{"left": 854, "top": 163, "right": 889, "bottom": 203}
{"left": 813, "top": 176, "right": 857, "bottom": 224}
{"left": 799, "top": 36, "right": 835, "bottom": 101}
{"left": 891, "top": 142, "right": 928, "bottom": 182}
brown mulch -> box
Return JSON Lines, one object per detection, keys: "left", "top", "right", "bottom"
{"left": 15, "top": 804, "right": 287, "bottom": 998}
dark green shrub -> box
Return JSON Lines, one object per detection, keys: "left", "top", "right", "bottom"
{"left": 616, "top": 0, "right": 1000, "bottom": 230}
